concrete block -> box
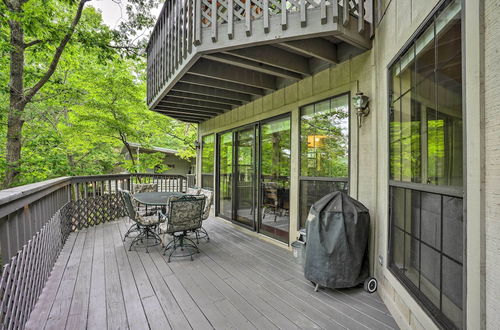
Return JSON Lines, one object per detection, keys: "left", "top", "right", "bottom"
{"left": 313, "top": 68, "right": 330, "bottom": 94}
{"left": 298, "top": 76, "right": 313, "bottom": 99}
{"left": 263, "top": 94, "right": 273, "bottom": 113}
{"left": 273, "top": 89, "right": 285, "bottom": 109}
{"left": 254, "top": 98, "right": 263, "bottom": 114}
{"left": 285, "top": 84, "right": 298, "bottom": 104}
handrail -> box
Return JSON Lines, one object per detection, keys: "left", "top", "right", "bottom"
{"left": 146, "top": 0, "right": 373, "bottom": 105}
{"left": 0, "top": 173, "right": 187, "bottom": 329}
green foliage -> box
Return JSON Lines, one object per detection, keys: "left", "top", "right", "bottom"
{"left": 0, "top": 2, "right": 197, "bottom": 187}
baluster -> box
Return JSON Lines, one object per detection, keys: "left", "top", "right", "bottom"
{"left": 263, "top": 0, "right": 269, "bottom": 33}
{"left": 320, "top": 0, "right": 326, "bottom": 24}
{"left": 342, "top": 0, "right": 349, "bottom": 26}
{"left": 180, "top": 0, "right": 184, "bottom": 59}
{"left": 281, "top": 0, "right": 287, "bottom": 30}
{"left": 300, "top": 0, "right": 306, "bottom": 27}
{"left": 83, "top": 183, "right": 88, "bottom": 199}
{"left": 183, "top": 0, "right": 188, "bottom": 58}
{"left": 92, "top": 182, "right": 96, "bottom": 197}
{"left": 228, "top": 0, "right": 234, "bottom": 39}
{"left": 194, "top": 0, "right": 201, "bottom": 45}
{"left": 211, "top": 0, "right": 217, "bottom": 41}
{"left": 188, "top": 0, "right": 193, "bottom": 51}
{"left": 245, "top": 0, "right": 251, "bottom": 36}
{"left": 358, "top": 0, "right": 364, "bottom": 32}
{"left": 332, "top": 0, "right": 338, "bottom": 23}
{"left": 175, "top": 0, "right": 180, "bottom": 69}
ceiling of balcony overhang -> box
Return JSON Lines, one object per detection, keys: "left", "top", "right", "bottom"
{"left": 152, "top": 36, "right": 366, "bottom": 123}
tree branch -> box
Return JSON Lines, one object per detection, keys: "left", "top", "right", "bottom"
{"left": 23, "top": 39, "right": 42, "bottom": 48}
{"left": 24, "top": 0, "right": 90, "bottom": 103}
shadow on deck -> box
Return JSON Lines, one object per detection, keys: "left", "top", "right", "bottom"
{"left": 26, "top": 217, "right": 398, "bottom": 329}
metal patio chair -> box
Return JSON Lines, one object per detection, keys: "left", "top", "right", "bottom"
{"left": 119, "top": 189, "right": 164, "bottom": 252}
{"left": 194, "top": 188, "right": 213, "bottom": 242}
{"left": 159, "top": 195, "right": 205, "bottom": 262}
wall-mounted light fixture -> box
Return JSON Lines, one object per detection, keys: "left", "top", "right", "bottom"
{"left": 194, "top": 140, "right": 201, "bottom": 150}
{"left": 352, "top": 92, "right": 370, "bottom": 128}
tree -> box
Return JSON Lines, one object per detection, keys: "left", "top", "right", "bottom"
{"left": 1, "top": 0, "right": 91, "bottom": 187}
{"left": 0, "top": 0, "right": 163, "bottom": 188}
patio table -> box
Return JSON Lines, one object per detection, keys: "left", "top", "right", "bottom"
{"left": 133, "top": 191, "right": 185, "bottom": 206}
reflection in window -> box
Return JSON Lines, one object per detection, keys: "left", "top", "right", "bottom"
{"left": 260, "top": 117, "right": 291, "bottom": 242}
{"left": 388, "top": 1, "right": 463, "bottom": 328}
{"left": 218, "top": 132, "right": 233, "bottom": 219}
{"left": 299, "top": 94, "right": 350, "bottom": 228}
{"left": 201, "top": 134, "right": 214, "bottom": 189}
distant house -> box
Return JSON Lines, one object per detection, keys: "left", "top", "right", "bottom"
{"left": 119, "top": 142, "right": 195, "bottom": 176}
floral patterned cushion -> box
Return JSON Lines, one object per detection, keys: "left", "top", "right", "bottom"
{"left": 133, "top": 183, "right": 158, "bottom": 193}
{"left": 186, "top": 187, "right": 201, "bottom": 195}
{"left": 164, "top": 195, "right": 204, "bottom": 233}
{"left": 199, "top": 189, "right": 213, "bottom": 220}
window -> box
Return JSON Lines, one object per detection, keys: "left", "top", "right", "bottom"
{"left": 299, "top": 94, "right": 350, "bottom": 228}
{"left": 201, "top": 134, "right": 214, "bottom": 189}
{"left": 388, "top": 1, "right": 463, "bottom": 328}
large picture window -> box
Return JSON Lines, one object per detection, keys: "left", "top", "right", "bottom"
{"left": 299, "top": 94, "right": 350, "bottom": 228}
{"left": 201, "top": 134, "right": 215, "bottom": 189}
{"left": 388, "top": 1, "right": 463, "bottom": 328}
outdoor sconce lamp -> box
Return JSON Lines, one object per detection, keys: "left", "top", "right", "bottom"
{"left": 194, "top": 140, "right": 201, "bottom": 150}
{"left": 353, "top": 92, "right": 370, "bottom": 128}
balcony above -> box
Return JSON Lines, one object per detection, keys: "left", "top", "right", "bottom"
{"left": 146, "top": 0, "right": 373, "bottom": 122}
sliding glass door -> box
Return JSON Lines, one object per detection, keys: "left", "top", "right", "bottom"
{"left": 218, "top": 132, "right": 233, "bottom": 219}
{"left": 259, "top": 116, "right": 291, "bottom": 242}
{"left": 216, "top": 116, "right": 291, "bottom": 243}
{"left": 235, "top": 127, "right": 256, "bottom": 228}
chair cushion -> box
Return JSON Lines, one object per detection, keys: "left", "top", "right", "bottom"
{"left": 199, "top": 189, "right": 214, "bottom": 220}
{"left": 186, "top": 187, "right": 201, "bottom": 195}
{"left": 138, "top": 215, "right": 161, "bottom": 226}
{"left": 133, "top": 183, "right": 158, "bottom": 193}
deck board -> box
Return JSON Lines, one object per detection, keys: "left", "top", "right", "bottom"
{"left": 27, "top": 217, "right": 398, "bottom": 330}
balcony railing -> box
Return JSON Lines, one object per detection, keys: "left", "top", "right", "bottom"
{"left": 0, "top": 174, "right": 187, "bottom": 329}
{"left": 146, "top": 0, "right": 373, "bottom": 108}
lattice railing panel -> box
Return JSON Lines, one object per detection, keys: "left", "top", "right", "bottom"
{"left": 69, "top": 194, "right": 126, "bottom": 231}
{"left": 0, "top": 205, "right": 71, "bottom": 329}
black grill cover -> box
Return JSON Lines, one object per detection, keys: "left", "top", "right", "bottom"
{"left": 304, "top": 191, "right": 370, "bottom": 289}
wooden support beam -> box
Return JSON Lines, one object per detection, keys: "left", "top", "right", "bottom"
{"left": 168, "top": 91, "right": 243, "bottom": 106}
{"left": 155, "top": 107, "right": 213, "bottom": 119}
{"left": 171, "top": 82, "right": 252, "bottom": 102}
{"left": 158, "top": 101, "right": 227, "bottom": 114}
{"left": 203, "top": 53, "right": 303, "bottom": 80}
{"left": 189, "top": 59, "right": 276, "bottom": 90}
{"left": 279, "top": 39, "right": 338, "bottom": 64}
{"left": 162, "top": 96, "right": 233, "bottom": 111}
{"left": 181, "top": 74, "right": 265, "bottom": 96}
{"left": 155, "top": 107, "right": 214, "bottom": 118}
{"left": 226, "top": 46, "right": 311, "bottom": 76}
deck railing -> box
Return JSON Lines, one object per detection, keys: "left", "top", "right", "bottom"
{"left": 0, "top": 173, "right": 187, "bottom": 329}
{"left": 146, "top": 0, "right": 373, "bottom": 105}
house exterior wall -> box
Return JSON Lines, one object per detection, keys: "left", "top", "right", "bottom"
{"left": 485, "top": 0, "right": 500, "bottom": 328}
{"left": 196, "top": 0, "right": 496, "bottom": 328}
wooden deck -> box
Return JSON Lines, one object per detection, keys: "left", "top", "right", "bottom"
{"left": 25, "top": 217, "right": 398, "bottom": 330}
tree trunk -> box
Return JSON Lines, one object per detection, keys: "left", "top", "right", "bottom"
{"left": 3, "top": 18, "right": 26, "bottom": 188}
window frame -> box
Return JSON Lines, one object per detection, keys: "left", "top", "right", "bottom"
{"left": 298, "top": 92, "right": 351, "bottom": 229}
{"left": 386, "top": 0, "right": 466, "bottom": 328}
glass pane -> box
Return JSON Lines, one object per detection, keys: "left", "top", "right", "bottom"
{"left": 201, "top": 134, "right": 215, "bottom": 189}
{"left": 404, "top": 234, "right": 420, "bottom": 288}
{"left": 389, "top": 99, "right": 402, "bottom": 180}
{"left": 391, "top": 227, "right": 404, "bottom": 270}
{"left": 218, "top": 132, "right": 233, "bottom": 219}
{"left": 390, "top": 60, "right": 401, "bottom": 102}
{"left": 435, "top": 0, "right": 463, "bottom": 187}
{"left": 400, "top": 45, "right": 415, "bottom": 95}
{"left": 390, "top": 187, "right": 405, "bottom": 230}
{"left": 405, "top": 189, "right": 420, "bottom": 236}
{"left": 300, "top": 95, "right": 349, "bottom": 178}
{"left": 442, "top": 196, "right": 463, "bottom": 263}
{"left": 420, "top": 243, "right": 440, "bottom": 307}
{"left": 260, "top": 117, "right": 291, "bottom": 242}
{"left": 442, "top": 256, "right": 463, "bottom": 328}
{"left": 235, "top": 128, "right": 255, "bottom": 227}
{"left": 299, "top": 180, "right": 348, "bottom": 228}
{"left": 420, "top": 192, "right": 441, "bottom": 249}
